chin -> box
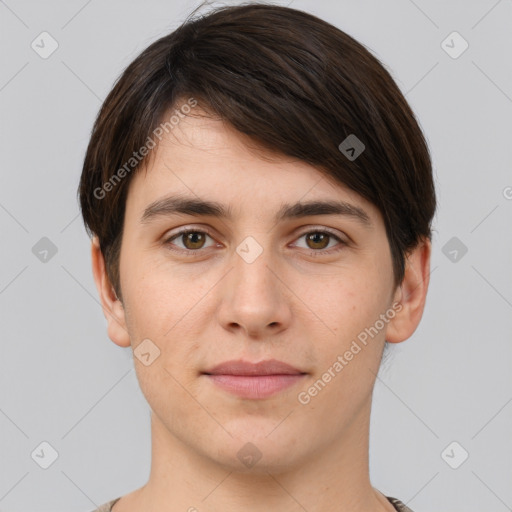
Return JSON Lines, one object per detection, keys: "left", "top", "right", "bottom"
{"left": 203, "top": 427, "right": 307, "bottom": 475}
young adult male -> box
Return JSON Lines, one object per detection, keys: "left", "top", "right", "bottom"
{"left": 79, "top": 3, "right": 436, "bottom": 511}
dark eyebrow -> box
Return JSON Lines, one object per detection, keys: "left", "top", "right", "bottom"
{"left": 140, "top": 195, "right": 234, "bottom": 224}
{"left": 140, "top": 194, "right": 372, "bottom": 227}
{"left": 275, "top": 199, "right": 371, "bottom": 226}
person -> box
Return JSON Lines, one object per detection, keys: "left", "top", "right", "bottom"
{"left": 78, "top": 3, "right": 436, "bottom": 511}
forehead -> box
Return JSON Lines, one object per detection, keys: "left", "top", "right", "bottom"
{"left": 124, "top": 112, "right": 382, "bottom": 225}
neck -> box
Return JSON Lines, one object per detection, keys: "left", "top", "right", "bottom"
{"left": 122, "top": 398, "right": 392, "bottom": 512}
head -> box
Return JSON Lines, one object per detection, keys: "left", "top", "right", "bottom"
{"left": 79, "top": 3, "right": 435, "bottom": 472}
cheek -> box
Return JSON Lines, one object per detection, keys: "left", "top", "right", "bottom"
{"left": 121, "top": 255, "right": 210, "bottom": 369}
{"left": 300, "top": 266, "right": 388, "bottom": 338}
{"left": 121, "top": 250, "right": 181, "bottom": 326}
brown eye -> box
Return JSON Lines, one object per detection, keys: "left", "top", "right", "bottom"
{"left": 305, "top": 232, "right": 330, "bottom": 250}
{"left": 181, "top": 231, "right": 207, "bottom": 250}
{"left": 293, "top": 229, "right": 346, "bottom": 255}
{"left": 165, "top": 229, "right": 216, "bottom": 253}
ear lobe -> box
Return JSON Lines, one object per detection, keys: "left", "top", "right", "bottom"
{"left": 385, "top": 238, "right": 432, "bottom": 344}
{"left": 91, "top": 236, "right": 131, "bottom": 348}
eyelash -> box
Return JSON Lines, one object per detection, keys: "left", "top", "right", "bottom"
{"left": 163, "top": 227, "right": 347, "bottom": 257}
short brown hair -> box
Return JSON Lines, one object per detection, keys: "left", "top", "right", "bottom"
{"left": 78, "top": 2, "right": 436, "bottom": 300}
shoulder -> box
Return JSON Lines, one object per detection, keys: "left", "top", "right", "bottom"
{"left": 387, "top": 496, "right": 415, "bottom": 512}
{"left": 92, "top": 496, "right": 413, "bottom": 512}
{"left": 89, "top": 497, "right": 121, "bottom": 512}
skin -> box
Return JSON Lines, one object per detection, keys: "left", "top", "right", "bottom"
{"left": 92, "top": 106, "right": 431, "bottom": 512}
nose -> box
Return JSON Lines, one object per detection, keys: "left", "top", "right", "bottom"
{"left": 216, "top": 239, "right": 292, "bottom": 338}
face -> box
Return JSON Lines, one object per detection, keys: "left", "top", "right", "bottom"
{"left": 95, "top": 108, "right": 424, "bottom": 473}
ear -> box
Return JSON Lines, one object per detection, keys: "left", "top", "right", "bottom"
{"left": 386, "top": 238, "right": 431, "bottom": 344}
{"left": 91, "top": 235, "right": 131, "bottom": 348}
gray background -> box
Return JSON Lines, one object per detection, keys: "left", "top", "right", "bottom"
{"left": 1, "top": 0, "right": 511, "bottom": 511}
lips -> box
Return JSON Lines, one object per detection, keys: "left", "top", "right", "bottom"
{"left": 203, "top": 358, "right": 305, "bottom": 376}
{"left": 202, "top": 359, "right": 307, "bottom": 399}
